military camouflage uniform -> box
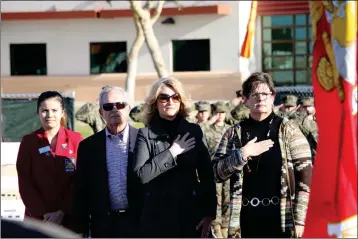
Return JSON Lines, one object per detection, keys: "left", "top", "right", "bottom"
{"left": 75, "top": 102, "right": 106, "bottom": 133}
{"left": 201, "top": 102, "right": 231, "bottom": 238}
{"left": 297, "top": 97, "right": 318, "bottom": 163}
{"left": 226, "top": 103, "right": 250, "bottom": 126}
{"left": 275, "top": 94, "right": 298, "bottom": 119}
{"left": 186, "top": 114, "right": 198, "bottom": 124}
{"left": 129, "top": 103, "right": 144, "bottom": 123}
{"left": 194, "top": 101, "right": 211, "bottom": 125}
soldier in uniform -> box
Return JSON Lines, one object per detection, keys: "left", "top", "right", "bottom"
{"left": 226, "top": 103, "right": 250, "bottom": 126}
{"left": 201, "top": 101, "right": 231, "bottom": 238}
{"left": 75, "top": 102, "right": 106, "bottom": 134}
{"left": 297, "top": 97, "right": 318, "bottom": 163}
{"left": 275, "top": 94, "right": 299, "bottom": 118}
{"left": 298, "top": 97, "right": 316, "bottom": 120}
{"left": 195, "top": 101, "right": 211, "bottom": 124}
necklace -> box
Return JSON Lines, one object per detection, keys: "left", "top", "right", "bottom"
{"left": 245, "top": 114, "right": 274, "bottom": 174}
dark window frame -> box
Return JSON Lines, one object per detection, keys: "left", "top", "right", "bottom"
{"left": 89, "top": 41, "right": 128, "bottom": 75}
{"left": 10, "top": 43, "right": 47, "bottom": 76}
{"left": 172, "top": 39, "right": 211, "bottom": 72}
{"left": 261, "top": 14, "right": 312, "bottom": 86}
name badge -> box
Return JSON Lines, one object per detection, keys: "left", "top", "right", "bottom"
{"left": 65, "top": 158, "right": 75, "bottom": 173}
{"left": 38, "top": 146, "right": 51, "bottom": 154}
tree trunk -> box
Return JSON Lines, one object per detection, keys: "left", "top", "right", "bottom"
{"left": 139, "top": 16, "right": 169, "bottom": 78}
{"left": 125, "top": 13, "right": 145, "bottom": 106}
{"left": 125, "top": 0, "right": 169, "bottom": 104}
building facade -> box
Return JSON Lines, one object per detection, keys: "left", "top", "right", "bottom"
{"left": 0, "top": 1, "right": 312, "bottom": 102}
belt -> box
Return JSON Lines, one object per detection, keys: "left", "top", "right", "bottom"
{"left": 242, "top": 196, "right": 280, "bottom": 207}
{"left": 108, "top": 209, "right": 127, "bottom": 216}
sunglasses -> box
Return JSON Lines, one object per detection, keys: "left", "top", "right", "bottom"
{"left": 157, "top": 93, "right": 181, "bottom": 103}
{"left": 102, "top": 102, "right": 128, "bottom": 111}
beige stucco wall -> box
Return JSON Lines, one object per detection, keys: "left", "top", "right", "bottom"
{"left": 1, "top": 71, "right": 244, "bottom": 104}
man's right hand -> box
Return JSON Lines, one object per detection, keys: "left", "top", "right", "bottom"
{"left": 207, "top": 113, "right": 218, "bottom": 125}
{"left": 273, "top": 104, "right": 283, "bottom": 112}
{"left": 241, "top": 137, "right": 274, "bottom": 159}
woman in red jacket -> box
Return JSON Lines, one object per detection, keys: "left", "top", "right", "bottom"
{"left": 16, "top": 91, "right": 83, "bottom": 230}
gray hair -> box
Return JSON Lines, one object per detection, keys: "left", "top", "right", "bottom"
{"left": 98, "top": 86, "right": 128, "bottom": 106}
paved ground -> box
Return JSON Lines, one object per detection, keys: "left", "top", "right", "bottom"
{"left": 1, "top": 71, "right": 243, "bottom": 104}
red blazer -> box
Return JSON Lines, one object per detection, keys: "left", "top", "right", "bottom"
{"left": 16, "top": 127, "right": 83, "bottom": 224}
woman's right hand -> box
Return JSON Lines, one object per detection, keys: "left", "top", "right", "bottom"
{"left": 169, "top": 133, "right": 196, "bottom": 158}
{"left": 241, "top": 137, "right": 274, "bottom": 159}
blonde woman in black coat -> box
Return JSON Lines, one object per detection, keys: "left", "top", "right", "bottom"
{"left": 133, "top": 77, "right": 217, "bottom": 238}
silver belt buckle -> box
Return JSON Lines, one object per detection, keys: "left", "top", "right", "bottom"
{"left": 250, "top": 197, "right": 260, "bottom": 207}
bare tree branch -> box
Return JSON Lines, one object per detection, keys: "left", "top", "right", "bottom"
{"left": 125, "top": 11, "right": 145, "bottom": 105}
{"left": 143, "top": 0, "right": 155, "bottom": 10}
{"left": 151, "top": 1, "right": 165, "bottom": 24}
{"left": 129, "top": 0, "right": 145, "bottom": 18}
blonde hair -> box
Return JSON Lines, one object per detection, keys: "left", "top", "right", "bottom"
{"left": 142, "top": 77, "right": 192, "bottom": 125}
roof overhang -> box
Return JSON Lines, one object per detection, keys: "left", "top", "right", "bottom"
{"left": 1, "top": 4, "right": 231, "bottom": 21}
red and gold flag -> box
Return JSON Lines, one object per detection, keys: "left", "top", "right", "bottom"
{"left": 303, "top": 1, "right": 357, "bottom": 238}
{"left": 240, "top": 1, "right": 258, "bottom": 58}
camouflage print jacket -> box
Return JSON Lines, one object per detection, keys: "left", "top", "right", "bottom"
{"left": 200, "top": 123, "right": 231, "bottom": 157}
{"left": 212, "top": 118, "right": 312, "bottom": 237}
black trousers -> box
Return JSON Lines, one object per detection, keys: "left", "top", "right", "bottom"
{"left": 240, "top": 204, "right": 290, "bottom": 238}
{"left": 108, "top": 212, "right": 134, "bottom": 238}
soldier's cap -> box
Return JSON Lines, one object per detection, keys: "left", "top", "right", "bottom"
{"left": 300, "top": 97, "right": 314, "bottom": 106}
{"left": 282, "top": 94, "right": 298, "bottom": 107}
{"left": 236, "top": 90, "right": 243, "bottom": 98}
{"left": 214, "top": 101, "right": 229, "bottom": 113}
{"left": 195, "top": 101, "right": 211, "bottom": 112}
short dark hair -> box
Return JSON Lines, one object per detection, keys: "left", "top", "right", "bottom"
{"left": 242, "top": 72, "right": 276, "bottom": 98}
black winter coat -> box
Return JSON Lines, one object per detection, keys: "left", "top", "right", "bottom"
{"left": 133, "top": 116, "right": 217, "bottom": 238}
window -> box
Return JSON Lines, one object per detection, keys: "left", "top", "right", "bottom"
{"left": 90, "top": 42, "right": 127, "bottom": 74}
{"left": 172, "top": 39, "right": 210, "bottom": 72}
{"left": 10, "top": 43, "right": 47, "bottom": 76}
{"left": 261, "top": 14, "right": 312, "bottom": 85}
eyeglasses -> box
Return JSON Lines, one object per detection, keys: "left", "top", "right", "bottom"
{"left": 102, "top": 102, "right": 128, "bottom": 111}
{"left": 157, "top": 93, "right": 181, "bottom": 103}
{"left": 250, "top": 92, "right": 272, "bottom": 100}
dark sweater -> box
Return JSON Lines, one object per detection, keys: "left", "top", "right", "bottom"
{"left": 158, "top": 115, "right": 182, "bottom": 143}
{"left": 239, "top": 112, "right": 287, "bottom": 238}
